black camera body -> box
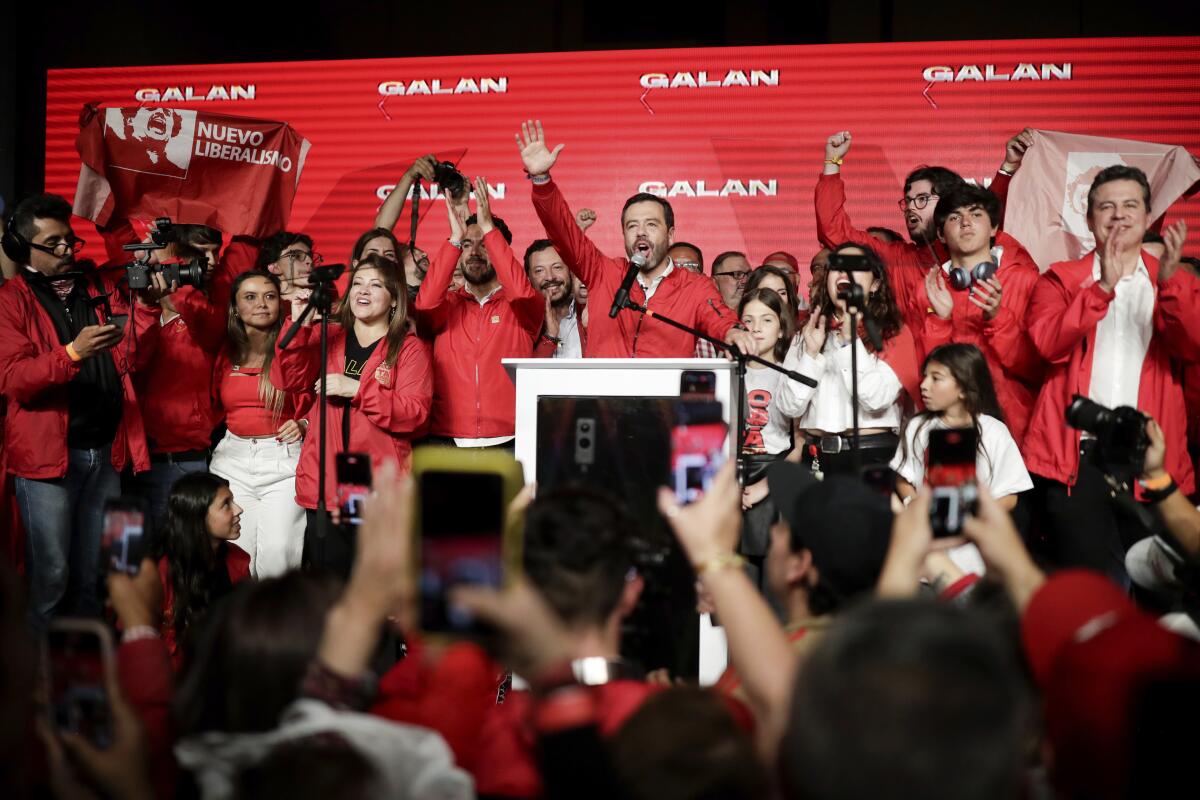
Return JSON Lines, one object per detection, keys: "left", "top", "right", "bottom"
{"left": 433, "top": 161, "right": 468, "bottom": 201}
{"left": 1065, "top": 394, "right": 1151, "bottom": 485}
{"left": 121, "top": 218, "right": 206, "bottom": 290}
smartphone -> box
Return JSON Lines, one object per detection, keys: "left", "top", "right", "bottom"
{"left": 926, "top": 427, "right": 979, "bottom": 538}
{"left": 100, "top": 498, "right": 146, "bottom": 575}
{"left": 335, "top": 452, "right": 372, "bottom": 528}
{"left": 411, "top": 447, "right": 525, "bottom": 637}
{"left": 107, "top": 313, "right": 129, "bottom": 332}
{"left": 671, "top": 400, "right": 728, "bottom": 505}
{"left": 42, "top": 619, "right": 115, "bottom": 749}
{"left": 680, "top": 369, "right": 717, "bottom": 401}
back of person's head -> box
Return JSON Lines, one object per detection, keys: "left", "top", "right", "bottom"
{"left": 1087, "top": 164, "right": 1152, "bottom": 218}
{"left": 464, "top": 213, "right": 513, "bottom": 245}
{"left": 257, "top": 231, "right": 314, "bottom": 270}
{"left": 8, "top": 193, "right": 72, "bottom": 241}
{"left": 781, "top": 599, "right": 1029, "bottom": 800}
{"left": 236, "top": 736, "right": 379, "bottom": 800}
{"left": 522, "top": 487, "right": 637, "bottom": 628}
{"left": 174, "top": 572, "right": 343, "bottom": 736}
{"left": 611, "top": 686, "right": 767, "bottom": 800}
{"left": 934, "top": 184, "right": 1002, "bottom": 233}
{"left": 903, "top": 166, "right": 965, "bottom": 199}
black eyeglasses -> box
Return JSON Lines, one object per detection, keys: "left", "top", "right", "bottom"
{"left": 28, "top": 236, "right": 85, "bottom": 257}
{"left": 897, "top": 193, "right": 937, "bottom": 211}
{"left": 713, "top": 270, "right": 750, "bottom": 284}
{"left": 280, "top": 250, "right": 323, "bottom": 266}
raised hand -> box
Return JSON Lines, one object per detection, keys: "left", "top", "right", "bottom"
{"left": 405, "top": 154, "right": 438, "bottom": 182}
{"left": 924, "top": 268, "right": 954, "bottom": 320}
{"left": 1159, "top": 220, "right": 1188, "bottom": 284}
{"left": 1001, "top": 127, "right": 1035, "bottom": 173}
{"left": 969, "top": 276, "right": 1003, "bottom": 321}
{"left": 576, "top": 208, "right": 597, "bottom": 232}
{"left": 1098, "top": 223, "right": 1135, "bottom": 291}
{"left": 801, "top": 312, "right": 827, "bottom": 357}
{"left": 961, "top": 483, "right": 1044, "bottom": 611}
{"left": 543, "top": 291, "right": 560, "bottom": 340}
{"left": 825, "top": 131, "right": 852, "bottom": 162}
{"left": 473, "top": 176, "right": 495, "bottom": 234}
{"left": 656, "top": 461, "right": 742, "bottom": 571}
{"left": 445, "top": 189, "right": 468, "bottom": 242}
{"left": 515, "top": 119, "right": 564, "bottom": 176}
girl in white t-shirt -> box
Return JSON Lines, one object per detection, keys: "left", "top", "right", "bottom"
{"left": 737, "top": 289, "right": 795, "bottom": 578}
{"left": 892, "top": 343, "right": 1032, "bottom": 509}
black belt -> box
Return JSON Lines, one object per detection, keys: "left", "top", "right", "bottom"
{"left": 804, "top": 432, "right": 898, "bottom": 455}
{"left": 150, "top": 449, "right": 209, "bottom": 464}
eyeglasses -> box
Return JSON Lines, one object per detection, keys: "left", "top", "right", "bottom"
{"left": 714, "top": 270, "right": 751, "bottom": 284}
{"left": 28, "top": 236, "right": 85, "bottom": 257}
{"left": 280, "top": 250, "right": 323, "bottom": 266}
{"left": 897, "top": 193, "right": 937, "bottom": 211}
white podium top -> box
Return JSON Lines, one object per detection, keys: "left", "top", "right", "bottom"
{"left": 503, "top": 357, "right": 735, "bottom": 379}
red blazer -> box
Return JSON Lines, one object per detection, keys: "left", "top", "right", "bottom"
{"left": 921, "top": 232, "right": 1044, "bottom": 444}
{"left": 1024, "top": 250, "right": 1200, "bottom": 492}
{"left": 531, "top": 179, "right": 737, "bottom": 358}
{"left": 156, "top": 544, "right": 251, "bottom": 668}
{"left": 414, "top": 230, "right": 541, "bottom": 438}
{"left": 0, "top": 272, "right": 157, "bottom": 479}
{"left": 814, "top": 170, "right": 1014, "bottom": 358}
{"left": 271, "top": 325, "right": 432, "bottom": 508}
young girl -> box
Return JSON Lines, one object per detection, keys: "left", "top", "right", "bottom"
{"left": 744, "top": 265, "right": 800, "bottom": 323}
{"left": 776, "top": 243, "right": 921, "bottom": 476}
{"left": 157, "top": 471, "right": 251, "bottom": 667}
{"left": 891, "top": 343, "right": 1032, "bottom": 511}
{"left": 208, "top": 271, "right": 311, "bottom": 579}
{"left": 271, "top": 254, "right": 432, "bottom": 577}
{"left": 737, "top": 289, "right": 795, "bottom": 582}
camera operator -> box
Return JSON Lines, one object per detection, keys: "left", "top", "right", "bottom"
{"left": 1024, "top": 165, "right": 1200, "bottom": 584}
{"left": 0, "top": 194, "right": 166, "bottom": 628}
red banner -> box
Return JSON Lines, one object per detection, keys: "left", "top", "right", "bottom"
{"left": 44, "top": 37, "right": 1200, "bottom": 286}
{"left": 72, "top": 104, "right": 310, "bottom": 238}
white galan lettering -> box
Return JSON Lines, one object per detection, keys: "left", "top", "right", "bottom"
{"left": 134, "top": 85, "right": 255, "bottom": 102}
{"left": 638, "top": 70, "right": 779, "bottom": 90}
{"left": 376, "top": 182, "right": 506, "bottom": 202}
{"left": 637, "top": 180, "right": 778, "bottom": 198}
{"left": 376, "top": 77, "right": 508, "bottom": 96}
{"left": 921, "top": 63, "right": 1072, "bottom": 82}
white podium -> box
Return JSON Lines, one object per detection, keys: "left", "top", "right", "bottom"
{"left": 502, "top": 357, "right": 741, "bottom": 684}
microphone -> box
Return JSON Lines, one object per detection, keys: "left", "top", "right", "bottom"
{"left": 609, "top": 253, "right": 648, "bottom": 318}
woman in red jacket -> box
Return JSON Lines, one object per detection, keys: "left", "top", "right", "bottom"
{"left": 208, "top": 271, "right": 311, "bottom": 579}
{"left": 157, "top": 471, "right": 250, "bottom": 668}
{"left": 271, "top": 254, "right": 433, "bottom": 576}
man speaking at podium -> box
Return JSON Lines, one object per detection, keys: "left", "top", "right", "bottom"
{"left": 516, "top": 120, "right": 755, "bottom": 359}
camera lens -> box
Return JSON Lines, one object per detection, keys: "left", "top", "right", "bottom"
{"left": 580, "top": 422, "right": 591, "bottom": 433}
{"left": 579, "top": 437, "right": 591, "bottom": 449}
{"left": 1065, "top": 395, "right": 1110, "bottom": 435}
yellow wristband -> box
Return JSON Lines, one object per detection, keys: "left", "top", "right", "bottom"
{"left": 1140, "top": 473, "right": 1173, "bottom": 491}
{"left": 65, "top": 343, "right": 82, "bottom": 362}
{"left": 696, "top": 553, "right": 746, "bottom": 575}
{"left": 824, "top": 157, "right": 844, "bottom": 166}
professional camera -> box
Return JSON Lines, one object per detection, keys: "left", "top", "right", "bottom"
{"left": 121, "top": 218, "right": 206, "bottom": 290}
{"left": 433, "top": 161, "right": 468, "bottom": 202}
{"left": 1065, "top": 394, "right": 1151, "bottom": 485}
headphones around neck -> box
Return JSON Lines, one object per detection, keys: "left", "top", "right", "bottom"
{"left": 0, "top": 215, "right": 30, "bottom": 264}
{"left": 947, "top": 260, "right": 997, "bottom": 291}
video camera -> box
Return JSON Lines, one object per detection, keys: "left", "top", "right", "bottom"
{"left": 1065, "top": 394, "right": 1151, "bottom": 486}
{"left": 120, "top": 218, "right": 206, "bottom": 290}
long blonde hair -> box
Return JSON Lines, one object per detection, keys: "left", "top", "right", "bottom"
{"left": 226, "top": 270, "right": 287, "bottom": 418}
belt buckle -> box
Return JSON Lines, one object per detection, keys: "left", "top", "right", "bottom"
{"left": 819, "top": 435, "right": 843, "bottom": 454}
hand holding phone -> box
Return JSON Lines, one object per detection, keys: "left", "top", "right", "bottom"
{"left": 101, "top": 499, "right": 147, "bottom": 576}
{"left": 926, "top": 428, "right": 979, "bottom": 538}
{"left": 336, "top": 452, "right": 372, "bottom": 529}
{"left": 42, "top": 620, "right": 115, "bottom": 749}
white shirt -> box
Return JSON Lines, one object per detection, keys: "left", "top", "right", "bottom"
{"left": 889, "top": 414, "right": 1032, "bottom": 498}
{"left": 1088, "top": 253, "right": 1153, "bottom": 411}
{"left": 742, "top": 365, "right": 794, "bottom": 455}
{"left": 636, "top": 258, "right": 674, "bottom": 302}
{"left": 552, "top": 299, "right": 583, "bottom": 359}
{"left": 776, "top": 335, "right": 904, "bottom": 434}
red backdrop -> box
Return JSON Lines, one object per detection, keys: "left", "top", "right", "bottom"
{"left": 45, "top": 36, "right": 1200, "bottom": 286}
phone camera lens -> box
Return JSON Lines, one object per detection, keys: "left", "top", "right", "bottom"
{"left": 579, "top": 437, "right": 591, "bottom": 449}
{"left": 580, "top": 422, "right": 591, "bottom": 433}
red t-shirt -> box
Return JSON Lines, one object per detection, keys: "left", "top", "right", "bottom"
{"left": 219, "top": 367, "right": 286, "bottom": 437}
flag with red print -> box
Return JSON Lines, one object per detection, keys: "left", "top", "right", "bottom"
{"left": 1005, "top": 129, "right": 1200, "bottom": 270}
{"left": 72, "top": 103, "right": 311, "bottom": 237}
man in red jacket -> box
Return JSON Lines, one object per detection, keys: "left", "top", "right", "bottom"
{"left": 815, "top": 129, "right": 1030, "bottom": 356}
{"left": 414, "top": 177, "right": 542, "bottom": 447}
{"left": 526, "top": 239, "right": 588, "bottom": 358}
{"left": 0, "top": 194, "right": 160, "bottom": 628}
{"left": 1025, "top": 165, "right": 1200, "bottom": 585}
{"left": 922, "top": 184, "right": 1042, "bottom": 444}
{"left": 516, "top": 120, "right": 754, "bottom": 359}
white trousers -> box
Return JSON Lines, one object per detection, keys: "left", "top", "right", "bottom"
{"left": 209, "top": 432, "right": 306, "bottom": 578}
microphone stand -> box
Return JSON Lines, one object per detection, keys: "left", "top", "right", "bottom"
{"left": 843, "top": 288, "right": 864, "bottom": 475}
{"left": 278, "top": 267, "right": 343, "bottom": 571}
{"left": 618, "top": 297, "right": 817, "bottom": 484}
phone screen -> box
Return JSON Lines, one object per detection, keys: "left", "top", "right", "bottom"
{"left": 335, "top": 452, "right": 372, "bottom": 528}
{"left": 101, "top": 501, "right": 145, "bottom": 575}
{"left": 671, "top": 401, "right": 728, "bottom": 504}
{"left": 46, "top": 625, "right": 113, "bottom": 748}
{"left": 418, "top": 470, "right": 505, "bottom": 635}
{"left": 927, "top": 428, "right": 978, "bottom": 538}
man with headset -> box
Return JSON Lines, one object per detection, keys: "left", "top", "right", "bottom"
{"left": 0, "top": 193, "right": 160, "bottom": 628}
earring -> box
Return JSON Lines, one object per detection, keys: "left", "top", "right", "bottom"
{"left": 389, "top": 306, "right": 396, "bottom": 320}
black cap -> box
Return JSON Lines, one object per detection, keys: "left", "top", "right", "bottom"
{"left": 766, "top": 461, "right": 892, "bottom": 600}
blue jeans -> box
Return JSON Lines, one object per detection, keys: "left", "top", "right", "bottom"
{"left": 15, "top": 446, "right": 120, "bottom": 629}
{"left": 129, "top": 456, "right": 209, "bottom": 538}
